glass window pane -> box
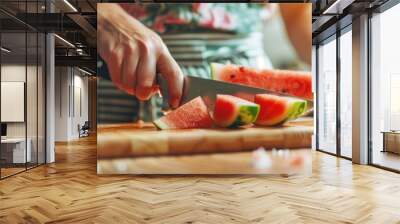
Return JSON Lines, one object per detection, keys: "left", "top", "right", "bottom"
{"left": 371, "top": 4, "right": 400, "bottom": 171}
{"left": 340, "top": 29, "right": 352, "bottom": 158}
{"left": 317, "top": 37, "right": 337, "bottom": 154}
{"left": 26, "top": 0, "right": 39, "bottom": 169}
{"left": 27, "top": 31, "right": 38, "bottom": 169}
{"left": 1, "top": 0, "right": 46, "bottom": 178}
{"left": 1, "top": 31, "right": 27, "bottom": 177}
{"left": 38, "top": 33, "right": 45, "bottom": 165}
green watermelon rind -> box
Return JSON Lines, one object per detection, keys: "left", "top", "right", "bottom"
{"left": 256, "top": 99, "right": 307, "bottom": 126}
{"left": 287, "top": 100, "right": 307, "bottom": 120}
{"left": 210, "top": 63, "right": 224, "bottom": 80}
{"left": 229, "top": 105, "right": 260, "bottom": 128}
{"left": 274, "top": 100, "right": 308, "bottom": 125}
{"left": 153, "top": 119, "right": 170, "bottom": 130}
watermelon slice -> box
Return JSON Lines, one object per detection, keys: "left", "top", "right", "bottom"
{"left": 211, "top": 63, "right": 313, "bottom": 101}
{"left": 254, "top": 94, "right": 307, "bottom": 126}
{"left": 213, "top": 94, "right": 260, "bottom": 128}
{"left": 154, "top": 96, "right": 213, "bottom": 129}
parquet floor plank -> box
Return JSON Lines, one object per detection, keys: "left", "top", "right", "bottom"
{"left": 0, "top": 136, "right": 399, "bottom": 223}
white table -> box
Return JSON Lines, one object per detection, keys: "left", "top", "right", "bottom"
{"left": 1, "top": 138, "right": 31, "bottom": 163}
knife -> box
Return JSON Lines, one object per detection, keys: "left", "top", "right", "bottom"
{"left": 156, "top": 73, "right": 290, "bottom": 110}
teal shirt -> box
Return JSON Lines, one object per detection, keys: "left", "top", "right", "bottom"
{"left": 100, "top": 3, "right": 271, "bottom": 80}
{"left": 98, "top": 3, "right": 274, "bottom": 123}
{"left": 120, "top": 3, "right": 266, "bottom": 34}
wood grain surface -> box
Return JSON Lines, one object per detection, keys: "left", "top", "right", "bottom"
{"left": 97, "top": 119, "right": 313, "bottom": 174}
{"left": 97, "top": 149, "right": 311, "bottom": 175}
{"left": 98, "top": 122, "right": 313, "bottom": 159}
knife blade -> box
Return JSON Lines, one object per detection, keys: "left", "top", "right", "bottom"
{"left": 157, "top": 73, "right": 292, "bottom": 110}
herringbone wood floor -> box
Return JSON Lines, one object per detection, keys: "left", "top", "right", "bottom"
{"left": 1, "top": 135, "right": 400, "bottom": 224}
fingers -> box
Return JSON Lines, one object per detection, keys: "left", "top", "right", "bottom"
{"left": 100, "top": 24, "right": 181, "bottom": 106}
{"left": 97, "top": 27, "right": 113, "bottom": 62}
{"left": 121, "top": 42, "right": 139, "bottom": 95}
{"left": 136, "top": 40, "right": 157, "bottom": 101}
{"left": 157, "top": 51, "right": 184, "bottom": 109}
{"left": 98, "top": 27, "right": 124, "bottom": 90}
{"left": 107, "top": 46, "right": 124, "bottom": 90}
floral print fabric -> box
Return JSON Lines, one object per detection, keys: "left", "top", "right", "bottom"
{"left": 120, "top": 3, "right": 266, "bottom": 34}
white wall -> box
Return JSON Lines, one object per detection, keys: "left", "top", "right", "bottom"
{"left": 55, "top": 66, "right": 70, "bottom": 141}
{"left": 72, "top": 73, "right": 89, "bottom": 137}
{"left": 54, "top": 67, "right": 89, "bottom": 141}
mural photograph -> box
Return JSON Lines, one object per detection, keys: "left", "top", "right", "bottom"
{"left": 96, "top": 3, "right": 313, "bottom": 174}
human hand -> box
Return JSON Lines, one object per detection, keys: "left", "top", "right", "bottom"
{"left": 97, "top": 3, "right": 184, "bottom": 108}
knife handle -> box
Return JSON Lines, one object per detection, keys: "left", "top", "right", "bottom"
{"left": 156, "top": 73, "right": 172, "bottom": 110}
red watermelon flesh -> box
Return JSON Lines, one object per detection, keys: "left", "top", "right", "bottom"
{"left": 153, "top": 96, "right": 213, "bottom": 130}
{"left": 213, "top": 95, "right": 237, "bottom": 126}
{"left": 213, "top": 94, "right": 260, "bottom": 128}
{"left": 254, "top": 94, "right": 307, "bottom": 126}
{"left": 211, "top": 63, "right": 313, "bottom": 101}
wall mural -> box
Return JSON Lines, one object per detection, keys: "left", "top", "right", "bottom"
{"left": 96, "top": 3, "right": 313, "bottom": 175}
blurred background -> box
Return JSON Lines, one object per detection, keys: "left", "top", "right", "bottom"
{"left": 97, "top": 3, "right": 311, "bottom": 124}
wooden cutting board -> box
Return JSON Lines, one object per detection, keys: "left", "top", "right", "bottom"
{"left": 97, "top": 121, "right": 313, "bottom": 159}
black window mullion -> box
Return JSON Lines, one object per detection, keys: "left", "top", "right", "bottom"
{"left": 315, "top": 44, "right": 319, "bottom": 151}
{"left": 44, "top": 31, "right": 47, "bottom": 164}
{"left": 73, "top": 68, "right": 75, "bottom": 118}
{"left": 367, "top": 11, "right": 373, "bottom": 165}
{"left": 44, "top": 0, "right": 48, "bottom": 165}
{"left": 36, "top": 0, "right": 39, "bottom": 168}
{"left": 25, "top": 0, "right": 28, "bottom": 171}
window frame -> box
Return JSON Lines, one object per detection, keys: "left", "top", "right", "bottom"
{"left": 314, "top": 23, "right": 353, "bottom": 160}
{"left": 367, "top": 0, "right": 400, "bottom": 173}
